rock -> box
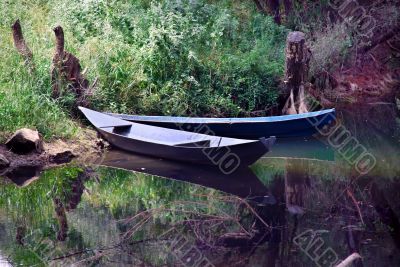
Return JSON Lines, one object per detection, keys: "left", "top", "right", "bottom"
{"left": 0, "top": 154, "right": 10, "bottom": 169}
{"left": 49, "top": 150, "right": 76, "bottom": 164}
{"left": 5, "top": 128, "right": 44, "bottom": 154}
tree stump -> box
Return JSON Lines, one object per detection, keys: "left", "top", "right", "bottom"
{"left": 11, "top": 19, "right": 34, "bottom": 73}
{"left": 51, "top": 26, "right": 94, "bottom": 107}
{"left": 282, "top": 31, "right": 311, "bottom": 114}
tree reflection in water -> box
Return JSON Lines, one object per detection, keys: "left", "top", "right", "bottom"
{"left": 0, "top": 150, "right": 399, "bottom": 266}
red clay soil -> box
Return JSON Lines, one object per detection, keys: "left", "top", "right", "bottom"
{"left": 310, "top": 55, "right": 399, "bottom": 107}
{"left": 309, "top": 0, "right": 400, "bottom": 106}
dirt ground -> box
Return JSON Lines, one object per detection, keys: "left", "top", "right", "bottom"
{"left": 0, "top": 128, "right": 106, "bottom": 182}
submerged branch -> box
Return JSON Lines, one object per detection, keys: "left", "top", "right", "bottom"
{"left": 335, "top": 253, "right": 362, "bottom": 267}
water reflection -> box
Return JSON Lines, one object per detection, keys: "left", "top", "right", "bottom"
{"left": 0, "top": 152, "right": 398, "bottom": 266}
{"left": 0, "top": 105, "right": 399, "bottom": 266}
{"left": 2, "top": 165, "right": 42, "bottom": 187}
{"left": 100, "top": 149, "right": 275, "bottom": 204}
{"left": 264, "top": 136, "right": 335, "bottom": 161}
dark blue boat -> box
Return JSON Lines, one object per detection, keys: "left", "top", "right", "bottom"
{"left": 108, "top": 109, "right": 336, "bottom": 139}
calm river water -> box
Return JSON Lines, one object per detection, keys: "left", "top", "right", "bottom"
{"left": 0, "top": 105, "right": 399, "bottom": 266}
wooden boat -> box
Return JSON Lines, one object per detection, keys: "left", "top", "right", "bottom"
{"left": 108, "top": 109, "right": 336, "bottom": 139}
{"left": 79, "top": 107, "right": 275, "bottom": 167}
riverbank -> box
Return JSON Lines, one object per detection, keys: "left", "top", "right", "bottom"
{"left": 0, "top": 0, "right": 398, "bottom": 180}
{"left": 0, "top": 128, "right": 104, "bottom": 185}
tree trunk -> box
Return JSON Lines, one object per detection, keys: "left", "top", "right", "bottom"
{"left": 282, "top": 31, "right": 311, "bottom": 114}
{"left": 266, "top": 0, "right": 281, "bottom": 24}
{"left": 51, "top": 26, "right": 93, "bottom": 107}
{"left": 11, "top": 19, "right": 34, "bottom": 73}
{"left": 253, "top": 0, "right": 281, "bottom": 24}
{"left": 283, "top": 0, "right": 292, "bottom": 18}
{"left": 253, "top": 0, "right": 267, "bottom": 13}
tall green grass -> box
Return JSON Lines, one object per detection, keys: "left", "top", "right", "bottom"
{"left": 0, "top": 3, "right": 78, "bottom": 140}
{"left": 1, "top": 0, "right": 287, "bottom": 129}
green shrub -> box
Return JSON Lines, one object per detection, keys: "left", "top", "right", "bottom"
{"left": 51, "top": 0, "right": 288, "bottom": 116}
{"left": 1, "top": 0, "right": 288, "bottom": 129}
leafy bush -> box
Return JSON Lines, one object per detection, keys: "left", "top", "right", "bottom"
{"left": 0, "top": 0, "right": 288, "bottom": 135}
{"left": 51, "top": 0, "right": 288, "bottom": 116}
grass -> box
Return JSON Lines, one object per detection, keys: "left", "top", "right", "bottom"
{"left": 0, "top": 0, "right": 288, "bottom": 141}
{"left": 0, "top": 6, "right": 79, "bottom": 141}
{"left": 0, "top": 81, "right": 78, "bottom": 141}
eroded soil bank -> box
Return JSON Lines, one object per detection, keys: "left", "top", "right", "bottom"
{"left": 0, "top": 128, "right": 105, "bottom": 186}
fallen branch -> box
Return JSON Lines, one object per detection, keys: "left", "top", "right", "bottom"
{"left": 346, "top": 188, "right": 365, "bottom": 225}
{"left": 335, "top": 252, "right": 361, "bottom": 267}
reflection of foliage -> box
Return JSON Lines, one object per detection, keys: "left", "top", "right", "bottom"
{"left": 251, "top": 158, "right": 285, "bottom": 185}
{"left": 0, "top": 165, "right": 272, "bottom": 266}
{"left": 0, "top": 165, "right": 84, "bottom": 226}
{"left": 0, "top": 165, "right": 91, "bottom": 266}
{"left": 1, "top": 159, "right": 400, "bottom": 266}
{"left": 85, "top": 167, "right": 236, "bottom": 222}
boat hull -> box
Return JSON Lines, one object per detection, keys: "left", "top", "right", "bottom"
{"left": 98, "top": 128, "right": 270, "bottom": 167}
{"left": 110, "top": 109, "right": 336, "bottom": 139}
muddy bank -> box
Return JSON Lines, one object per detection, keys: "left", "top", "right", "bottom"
{"left": 0, "top": 128, "right": 105, "bottom": 186}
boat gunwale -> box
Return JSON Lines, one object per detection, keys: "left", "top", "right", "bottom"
{"left": 98, "top": 126, "right": 261, "bottom": 149}
{"left": 78, "top": 106, "right": 261, "bottom": 148}
{"left": 107, "top": 108, "right": 335, "bottom": 125}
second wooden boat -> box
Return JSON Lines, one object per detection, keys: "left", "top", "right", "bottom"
{"left": 108, "top": 109, "right": 336, "bottom": 139}
{"left": 79, "top": 107, "right": 275, "bottom": 167}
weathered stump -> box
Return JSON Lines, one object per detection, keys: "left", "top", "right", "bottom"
{"left": 11, "top": 19, "right": 34, "bottom": 73}
{"left": 51, "top": 26, "right": 95, "bottom": 107}
{"left": 282, "top": 31, "right": 311, "bottom": 114}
